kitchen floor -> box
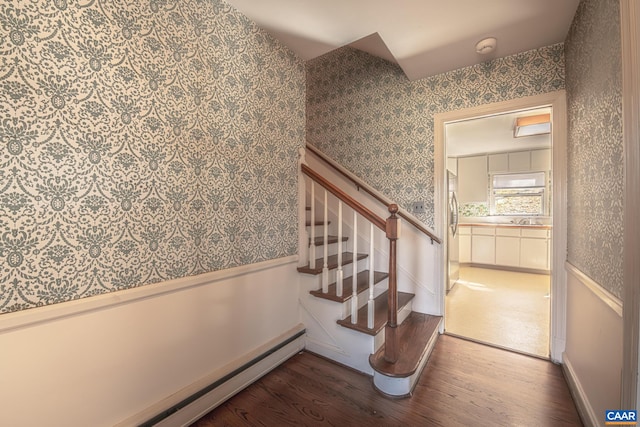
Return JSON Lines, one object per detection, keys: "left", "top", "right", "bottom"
{"left": 445, "top": 266, "right": 550, "bottom": 358}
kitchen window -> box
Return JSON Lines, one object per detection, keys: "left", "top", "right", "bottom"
{"left": 490, "top": 172, "right": 547, "bottom": 216}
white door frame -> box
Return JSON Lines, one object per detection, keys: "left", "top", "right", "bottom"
{"left": 434, "top": 90, "right": 568, "bottom": 362}
{"left": 621, "top": 0, "right": 640, "bottom": 410}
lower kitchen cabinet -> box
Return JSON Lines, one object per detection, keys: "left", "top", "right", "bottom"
{"left": 520, "top": 237, "right": 549, "bottom": 270}
{"left": 495, "top": 236, "right": 520, "bottom": 267}
{"left": 460, "top": 225, "right": 550, "bottom": 271}
{"left": 459, "top": 227, "right": 471, "bottom": 263}
{"left": 471, "top": 227, "right": 495, "bottom": 265}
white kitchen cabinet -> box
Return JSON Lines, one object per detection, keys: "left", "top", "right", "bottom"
{"left": 531, "top": 149, "right": 551, "bottom": 171}
{"left": 457, "top": 155, "right": 488, "bottom": 203}
{"left": 508, "top": 151, "right": 531, "bottom": 171}
{"left": 447, "top": 157, "right": 457, "bottom": 175}
{"left": 521, "top": 237, "right": 549, "bottom": 270}
{"left": 471, "top": 227, "right": 495, "bottom": 265}
{"left": 458, "top": 227, "right": 471, "bottom": 263}
{"left": 495, "top": 227, "right": 521, "bottom": 267}
{"left": 488, "top": 153, "right": 508, "bottom": 172}
{"left": 462, "top": 225, "right": 550, "bottom": 271}
{"left": 520, "top": 228, "right": 549, "bottom": 270}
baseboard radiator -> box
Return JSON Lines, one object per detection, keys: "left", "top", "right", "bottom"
{"left": 130, "top": 327, "right": 305, "bottom": 427}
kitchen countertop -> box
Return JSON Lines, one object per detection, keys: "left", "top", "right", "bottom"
{"left": 459, "top": 223, "right": 552, "bottom": 229}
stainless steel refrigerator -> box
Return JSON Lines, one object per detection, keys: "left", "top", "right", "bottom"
{"left": 447, "top": 171, "right": 459, "bottom": 292}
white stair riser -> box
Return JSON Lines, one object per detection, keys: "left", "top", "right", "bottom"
{"left": 301, "top": 298, "right": 386, "bottom": 375}
{"left": 339, "top": 279, "right": 388, "bottom": 318}
{"left": 309, "top": 241, "right": 348, "bottom": 259}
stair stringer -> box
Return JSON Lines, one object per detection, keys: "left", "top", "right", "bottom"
{"left": 300, "top": 273, "right": 418, "bottom": 375}
{"left": 299, "top": 275, "right": 384, "bottom": 375}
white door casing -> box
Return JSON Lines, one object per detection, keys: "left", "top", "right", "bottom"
{"left": 434, "top": 90, "right": 568, "bottom": 362}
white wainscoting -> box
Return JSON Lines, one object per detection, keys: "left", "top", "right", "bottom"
{"left": 0, "top": 256, "right": 301, "bottom": 427}
{"left": 563, "top": 262, "right": 623, "bottom": 427}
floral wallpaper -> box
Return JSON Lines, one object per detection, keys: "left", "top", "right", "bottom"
{"left": 565, "top": 0, "right": 623, "bottom": 298}
{"left": 0, "top": 0, "right": 305, "bottom": 313}
{"left": 306, "top": 44, "right": 564, "bottom": 229}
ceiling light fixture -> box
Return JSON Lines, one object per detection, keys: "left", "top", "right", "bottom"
{"left": 475, "top": 37, "right": 497, "bottom": 54}
{"left": 514, "top": 113, "right": 551, "bottom": 137}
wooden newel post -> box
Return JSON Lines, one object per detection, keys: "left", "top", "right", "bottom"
{"left": 384, "top": 204, "right": 399, "bottom": 363}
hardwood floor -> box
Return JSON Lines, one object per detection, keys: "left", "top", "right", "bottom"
{"left": 191, "top": 335, "right": 582, "bottom": 426}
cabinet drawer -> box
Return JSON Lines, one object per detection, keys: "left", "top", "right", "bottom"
{"left": 496, "top": 227, "right": 521, "bottom": 237}
{"left": 458, "top": 226, "right": 471, "bottom": 235}
{"left": 472, "top": 227, "right": 495, "bottom": 236}
{"left": 521, "top": 228, "right": 549, "bottom": 238}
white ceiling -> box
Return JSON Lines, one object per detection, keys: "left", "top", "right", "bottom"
{"left": 445, "top": 107, "right": 552, "bottom": 158}
{"left": 225, "top": 0, "right": 580, "bottom": 81}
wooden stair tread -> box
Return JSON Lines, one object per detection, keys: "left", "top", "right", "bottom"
{"left": 369, "top": 312, "right": 442, "bottom": 378}
{"left": 297, "top": 252, "right": 367, "bottom": 275}
{"left": 310, "top": 270, "right": 389, "bottom": 302}
{"left": 337, "top": 291, "right": 414, "bottom": 336}
{"left": 309, "top": 235, "right": 349, "bottom": 246}
{"left": 306, "top": 220, "right": 331, "bottom": 226}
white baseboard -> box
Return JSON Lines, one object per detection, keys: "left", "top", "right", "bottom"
{"left": 117, "top": 325, "right": 305, "bottom": 427}
{"left": 562, "top": 352, "right": 599, "bottom": 427}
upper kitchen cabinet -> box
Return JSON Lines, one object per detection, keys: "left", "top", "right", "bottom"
{"left": 488, "top": 153, "right": 508, "bottom": 172}
{"left": 508, "top": 151, "right": 530, "bottom": 171}
{"left": 487, "top": 149, "right": 551, "bottom": 173}
{"left": 530, "top": 149, "right": 551, "bottom": 171}
{"left": 457, "top": 155, "right": 487, "bottom": 203}
{"left": 447, "top": 157, "right": 457, "bottom": 174}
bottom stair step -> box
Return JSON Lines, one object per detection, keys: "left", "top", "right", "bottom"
{"left": 369, "top": 312, "right": 441, "bottom": 377}
{"left": 369, "top": 312, "right": 442, "bottom": 398}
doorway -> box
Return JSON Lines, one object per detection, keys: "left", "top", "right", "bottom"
{"left": 434, "top": 91, "right": 568, "bottom": 363}
{"left": 444, "top": 107, "right": 552, "bottom": 358}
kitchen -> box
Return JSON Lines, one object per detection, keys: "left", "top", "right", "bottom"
{"left": 444, "top": 108, "right": 553, "bottom": 358}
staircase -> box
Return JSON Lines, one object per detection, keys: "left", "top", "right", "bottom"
{"left": 298, "top": 145, "right": 442, "bottom": 398}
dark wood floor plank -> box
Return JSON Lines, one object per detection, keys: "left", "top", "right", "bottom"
{"left": 191, "top": 335, "right": 582, "bottom": 427}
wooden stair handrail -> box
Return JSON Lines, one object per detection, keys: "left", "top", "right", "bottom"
{"left": 306, "top": 144, "right": 441, "bottom": 245}
{"left": 302, "top": 164, "right": 386, "bottom": 231}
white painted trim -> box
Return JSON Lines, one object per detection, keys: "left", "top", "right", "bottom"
{"left": 298, "top": 147, "right": 310, "bottom": 268}
{"left": 116, "top": 325, "right": 305, "bottom": 427}
{"left": 621, "top": 0, "right": 640, "bottom": 410}
{"left": 434, "top": 90, "right": 568, "bottom": 362}
{"left": 563, "top": 353, "right": 599, "bottom": 427}
{"left": 0, "top": 255, "right": 298, "bottom": 334}
{"left": 566, "top": 261, "right": 623, "bottom": 318}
